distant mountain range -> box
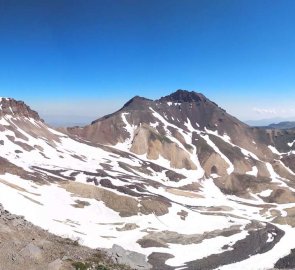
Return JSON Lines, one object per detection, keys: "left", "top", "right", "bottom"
{"left": 1, "top": 90, "right": 295, "bottom": 269}
{"left": 263, "top": 121, "right": 295, "bottom": 129}
{"left": 245, "top": 118, "right": 295, "bottom": 127}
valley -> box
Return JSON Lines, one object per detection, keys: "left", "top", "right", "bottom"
{"left": 1, "top": 90, "right": 295, "bottom": 269}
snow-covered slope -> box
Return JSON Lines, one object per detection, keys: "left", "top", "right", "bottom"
{"left": 1, "top": 93, "right": 295, "bottom": 270}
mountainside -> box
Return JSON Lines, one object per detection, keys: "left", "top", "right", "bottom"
{"left": 66, "top": 90, "right": 295, "bottom": 192}
{"left": 1, "top": 92, "right": 295, "bottom": 269}
{"left": 265, "top": 121, "right": 295, "bottom": 130}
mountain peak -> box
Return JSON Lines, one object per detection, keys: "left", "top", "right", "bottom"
{"left": 158, "top": 89, "right": 208, "bottom": 103}
{"left": 122, "top": 95, "right": 153, "bottom": 110}
{"left": 0, "top": 98, "right": 42, "bottom": 121}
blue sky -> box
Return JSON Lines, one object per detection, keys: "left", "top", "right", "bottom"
{"left": 0, "top": 0, "right": 295, "bottom": 125}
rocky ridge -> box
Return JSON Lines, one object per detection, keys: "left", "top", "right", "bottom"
{"left": 0, "top": 98, "right": 42, "bottom": 121}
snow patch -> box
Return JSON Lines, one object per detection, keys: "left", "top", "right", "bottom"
{"left": 268, "top": 145, "right": 281, "bottom": 155}
{"left": 246, "top": 166, "right": 258, "bottom": 177}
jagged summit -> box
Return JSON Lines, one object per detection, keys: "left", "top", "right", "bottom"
{"left": 0, "top": 97, "right": 42, "bottom": 121}
{"left": 68, "top": 88, "right": 250, "bottom": 150}
{"left": 121, "top": 90, "right": 218, "bottom": 112}
{"left": 158, "top": 89, "right": 209, "bottom": 103}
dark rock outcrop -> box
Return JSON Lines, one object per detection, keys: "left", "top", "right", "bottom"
{"left": 0, "top": 98, "right": 42, "bottom": 121}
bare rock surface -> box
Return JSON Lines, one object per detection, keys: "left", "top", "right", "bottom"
{"left": 0, "top": 204, "right": 141, "bottom": 270}
{"left": 0, "top": 98, "right": 42, "bottom": 121}
{"left": 105, "top": 245, "right": 151, "bottom": 270}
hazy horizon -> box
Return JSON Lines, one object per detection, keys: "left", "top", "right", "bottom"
{"left": 21, "top": 92, "right": 295, "bottom": 127}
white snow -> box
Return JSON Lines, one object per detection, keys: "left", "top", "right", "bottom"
{"left": 148, "top": 107, "right": 204, "bottom": 181}
{"left": 258, "top": 189, "right": 272, "bottom": 197}
{"left": 201, "top": 134, "right": 234, "bottom": 175}
{"left": 1, "top": 109, "right": 295, "bottom": 269}
{"left": 205, "top": 127, "right": 260, "bottom": 160}
{"left": 266, "top": 232, "right": 275, "bottom": 243}
{"left": 219, "top": 225, "right": 295, "bottom": 270}
{"left": 166, "top": 229, "right": 248, "bottom": 267}
{"left": 116, "top": 113, "right": 136, "bottom": 150}
{"left": 268, "top": 145, "right": 281, "bottom": 155}
{"left": 150, "top": 121, "right": 159, "bottom": 128}
{"left": 288, "top": 140, "right": 295, "bottom": 147}
{"left": 246, "top": 166, "right": 258, "bottom": 177}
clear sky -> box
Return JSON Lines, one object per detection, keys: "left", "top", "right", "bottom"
{"left": 0, "top": 0, "right": 295, "bottom": 125}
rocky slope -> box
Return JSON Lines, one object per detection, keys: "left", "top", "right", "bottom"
{"left": 0, "top": 203, "right": 137, "bottom": 270}
{"left": 1, "top": 92, "right": 295, "bottom": 269}
{"left": 65, "top": 90, "right": 295, "bottom": 198}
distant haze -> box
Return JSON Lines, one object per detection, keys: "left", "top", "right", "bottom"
{"left": 29, "top": 99, "right": 124, "bottom": 127}
{"left": 26, "top": 95, "right": 295, "bottom": 128}
{"left": 244, "top": 118, "right": 295, "bottom": 127}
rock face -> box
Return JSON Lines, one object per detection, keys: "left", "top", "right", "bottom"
{"left": 130, "top": 124, "right": 197, "bottom": 169}
{"left": 158, "top": 90, "right": 206, "bottom": 103}
{"left": 20, "top": 243, "right": 43, "bottom": 260}
{"left": 106, "top": 244, "right": 151, "bottom": 270}
{"left": 0, "top": 203, "right": 29, "bottom": 226}
{"left": 0, "top": 98, "right": 42, "bottom": 121}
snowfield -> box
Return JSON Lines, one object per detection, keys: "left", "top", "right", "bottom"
{"left": 0, "top": 99, "right": 295, "bottom": 270}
